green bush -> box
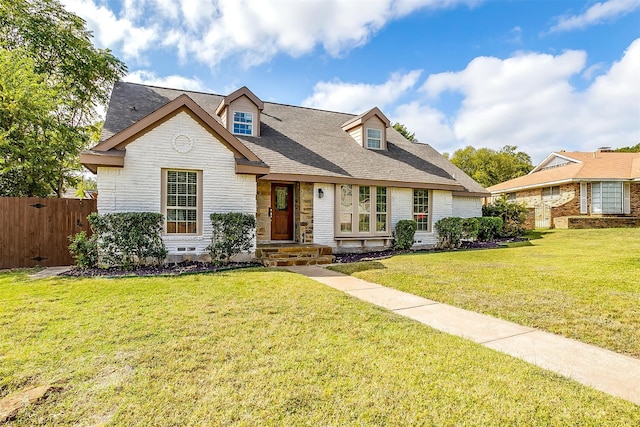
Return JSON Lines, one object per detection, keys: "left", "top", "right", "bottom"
{"left": 89, "top": 212, "right": 167, "bottom": 268}
{"left": 207, "top": 212, "right": 256, "bottom": 265}
{"left": 434, "top": 217, "right": 463, "bottom": 249}
{"left": 68, "top": 230, "right": 98, "bottom": 268}
{"left": 393, "top": 220, "right": 417, "bottom": 250}
{"left": 482, "top": 195, "right": 528, "bottom": 237}
{"left": 461, "top": 217, "right": 479, "bottom": 241}
{"left": 477, "top": 217, "right": 503, "bottom": 241}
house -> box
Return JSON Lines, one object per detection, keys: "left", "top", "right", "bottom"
{"left": 486, "top": 149, "right": 640, "bottom": 229}
{"left": 80, "top": 82, "right": 487, "bottom": 264}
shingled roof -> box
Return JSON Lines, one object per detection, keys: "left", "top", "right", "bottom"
{"left": 487, "top": 151, "right": 640, "bottom": 193}
{"left": 90, "top": 81, "right": 487, "bottom": 196}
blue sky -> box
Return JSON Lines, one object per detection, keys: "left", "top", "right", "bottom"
{"left": 62, "top": 0, "right": 639, "bottom": 162}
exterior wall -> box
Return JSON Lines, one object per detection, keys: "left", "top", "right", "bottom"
{"left": 452, "top": 196, "right": 482, "bottom": 218}
{"left": 554, "top": 216, "right": 640, "bottom": 229}
{"left": 97, "top": 111, "right": 257, "bottom": 258}
{"left": 312, "top": 183, "right": 334, "bottom": 246}
{"left": 297, "top": 182, "right": 314, "bottom": 243}
{"left": 228, "top": 95, "right": 260, "bottom": 136}
{"left": 348, "top": 127, "right": 363, "bottom": 147}
{"left": 391, "top": 188, "right": 452, "bottom": 248}
{"left": 256, "top": 180, "right": 271, "bottom": 244}
{"left": 630, "top": 182, "right": 640, "bottom": 215}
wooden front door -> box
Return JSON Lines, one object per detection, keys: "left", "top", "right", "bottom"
{"left": 271, "top": 184, "right": 294, "bottom": 240}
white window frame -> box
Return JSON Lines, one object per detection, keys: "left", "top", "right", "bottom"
{"left": 232, "top": 111, "right": 253, "bottom": 136}
{"left": 162, "top": 169, "right": 202, "bottom": 235}
{"left": 413, "top": 189, "right": 430, "bottom": 232}
{"left": 580, "top": 182, "right": 588, "bottom": 214}
{"left": 337, "top": 184, "right": 389, "bottom": 236}
{"left": 542, "top": 186, "right": 560, "bottom": 201}
{"left": 365, "top": 128, "right": 382, "bottom": 150}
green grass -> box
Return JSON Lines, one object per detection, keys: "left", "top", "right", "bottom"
{"left": 1, "top": 268, "right": 638, "bottom": 425}
{"left": 330, "top": 228, "right": 640, "bottom": 358}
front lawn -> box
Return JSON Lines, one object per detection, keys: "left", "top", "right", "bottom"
{"left": 1, "top": 268, "right": 638, "bottom": 425}
{"left": 330, "top": 228, "right": 640, "bottom": 358}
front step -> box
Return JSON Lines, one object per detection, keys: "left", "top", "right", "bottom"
{"left": 256, "top": 244, "right": 334, "bottom": 267}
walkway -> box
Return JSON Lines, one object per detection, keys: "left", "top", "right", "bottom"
{"left": 286, "top": 265, "right": 640, "bottom": 406}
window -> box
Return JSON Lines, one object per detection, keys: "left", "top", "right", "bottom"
{"left": 338, "top": 185, "right": 388, "bottom": 235}
{"left": 413, "top": 189, "right": 429, "bottom": 231}
{"left": 233, "top": 111, "right": 253, "bottom": 135}
{"left": 542, "top": 186, "right": 560, "bottom": 200}
{"left": 165, "top": 170, "right": 200, "bottom": 234}
{"left": 592, "top": 181, "right": 623, "bottom": 214}
{"left": 506, "top": 193, "right": 516, "bottom": 202}
{"left": 366, "top": 128, "right": 382, "bottom": 149}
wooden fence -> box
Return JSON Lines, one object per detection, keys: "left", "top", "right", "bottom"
{"left": 0, "top": 197, "right": 97, "bottom": 268}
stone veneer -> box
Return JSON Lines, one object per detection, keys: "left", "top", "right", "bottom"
{"left": 255, "top": 181, "right": 314, "bottom": 244}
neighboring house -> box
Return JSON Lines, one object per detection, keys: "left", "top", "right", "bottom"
{"left": 80, "top": 82, "right": 487, "bottom": 263}
{"left": 487, "top": 150, "right": 640, "bottom": 229}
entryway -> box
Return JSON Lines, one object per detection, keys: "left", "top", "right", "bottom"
{"left": 271, "top": 183, "right": 294, "bottom": 240}
{"left": 535, "top": 205, "right": 551, "bottom": 229}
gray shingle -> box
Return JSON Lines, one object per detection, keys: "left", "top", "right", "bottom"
{"left": 100, "top": 82, "right": 487, "bottom": 195}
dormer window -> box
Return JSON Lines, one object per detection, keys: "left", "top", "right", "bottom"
{"left": 233, "top": 111, "right": 253, "bottom": 135}
{"left": 366, "top": 128, "right": 382, "bottom": 150}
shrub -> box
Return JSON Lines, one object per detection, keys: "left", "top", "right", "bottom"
{"left": 477, "top": 217, "right": 503, "bottom": 241}
{"left": 89, "top": 212, "right": 167, "bottom": 268}
{"left": 207, "top": 212, "right": 256, "bottom": 265}
{"left": 68, "top": 231, "right": 98, "bottom": 268}
{"left": 434, "top": 217, "right": 463, "bottom": 249}
{"left": 461, "top": 217, "right": 479, "bottom": 241}
{"left": 393, "top": 220, "right": 417, "bottom": 250}
{"left": 482, "top": 195, "right": 528, "bottom": 237}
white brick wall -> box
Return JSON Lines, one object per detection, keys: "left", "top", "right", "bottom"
{"left": 97, "top": 111, "right": 256, "bottom": 256}
{"left": 452, "top": 196, "right": 482, "bottom": 218}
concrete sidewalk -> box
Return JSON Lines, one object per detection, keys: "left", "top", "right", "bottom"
{"left": 286, "top": 265, "right": 640, "bottom": 406}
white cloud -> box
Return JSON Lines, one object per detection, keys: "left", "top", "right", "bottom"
{"left": 389, "top": 39, "right": 640, "bottom": 162}
{"left": 64, "top": 0, "right": 478, "bottom": 68}
{"left": 124, "top": 70, "right": 209, "bottom": 92}
{"left": 302, "top": 70, "right": 423, "bottom": 113}
{"left": 548, "top": 0, "right": 640, "bottom": 33}
{"left": 60, "top": 0, "right": 158, "bottom": 59}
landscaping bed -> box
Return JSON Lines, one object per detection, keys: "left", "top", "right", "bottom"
{"left": 61, "top": 261, "right": 261, "bottom": 277}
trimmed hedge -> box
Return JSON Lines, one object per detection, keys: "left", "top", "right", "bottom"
{"left": 435, "top": 216, "right": 505, "bottom": 249}
{"left": 87, "top": 212, "right": 167, "bottom": 268}
{"left": 207, "top": 212, "right": 256, "bottom": 265}
{"left": 477, "top": 217, "right": 503, "bottom": 241}
{"left": 482, "top": 195, "right": 528, "bottom": 237}
{"left": 393, "top": 220, "right": 417, "bottom": 250}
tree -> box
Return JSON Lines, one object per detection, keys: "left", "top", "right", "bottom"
{"left": 615, "top": 143, "right": 640, "bottom": 152}
{"left": 393, "top": 122, "right": 416, "bottom": 142}
{"left": 449, "top": 145, "right": 533, "bottom": 188}
{"left": 0, "top": 0, "right": 126, "bottom": 196}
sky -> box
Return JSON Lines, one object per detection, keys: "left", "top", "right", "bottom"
{"left": 60, "top": 0, "right": 640, "bottom": 163}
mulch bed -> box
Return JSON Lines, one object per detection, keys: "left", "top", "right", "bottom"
{"left": 61, "top": 238, "right": 526, "bottom": 277}
{"left": 60, "top": 261, "right": 261, "bottom": 278}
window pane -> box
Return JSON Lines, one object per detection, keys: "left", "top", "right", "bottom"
{"left": 359, "top": 186, "right": 370, "bottom": 213}
{"left": 359, "top": 213, "right": 370, "bottom": 232}
{"left": 376, "top": 213, "right": 386, "bottom": 232}
{"left": 376, "top": 187, "right": 387, "bottom": 213}
{"left": 413, "top": 189, "right": 429, "bottom": 231}
{"left": 340, "top": 213, "right": 352, "bottom": 232}
{"left": 166, "top": 170, "right": 198, "bottom": 234}
{"left": 366, "top": 128, "right": 382, "bottom": 149}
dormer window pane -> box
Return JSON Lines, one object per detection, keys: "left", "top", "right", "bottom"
{"left": 233, "top": 111, "right": 253, "bottom": 135}
{"left": 366, "top": 128, "right": 381, "bottom": 149}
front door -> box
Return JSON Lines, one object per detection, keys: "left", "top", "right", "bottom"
{"left": 271, "top": 184, "right": 294, "bottom": 240}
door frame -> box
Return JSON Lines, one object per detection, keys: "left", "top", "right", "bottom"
{"left": 270, "top": 183, "right": 295, "bottom": 241}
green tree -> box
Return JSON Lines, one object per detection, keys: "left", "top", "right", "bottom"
{"left": 614, "top": 143, "right": 640, "bottom": 152}
{"left": 449, "top": 145, "right": 533, "bottom": 188}
{"left": 0, "top": 0, "right": 126, "bottom": 196}
{"left": 392, "top": 122, "right": 416, "bottom": 142}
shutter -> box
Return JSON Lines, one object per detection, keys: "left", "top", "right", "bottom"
{"left": 623, "top": 182, "right": 631, "bottom": 214}
{"left": 580, "top": 182, "right": 588, "bottom": 214}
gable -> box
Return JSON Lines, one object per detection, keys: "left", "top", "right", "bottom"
{"left": 81, "top": 94, "right": 269, "bottom": 175}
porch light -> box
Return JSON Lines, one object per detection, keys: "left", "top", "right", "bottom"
{"left": 318, "top": 188, "right": 324, "bottom": 198}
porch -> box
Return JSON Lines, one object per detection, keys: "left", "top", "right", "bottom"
{"left": 255, "top": 243, "right": 334, "bottom": 267}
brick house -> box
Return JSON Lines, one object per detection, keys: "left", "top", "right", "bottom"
{"left": 487, "top": 150, "right": 640, "bottom": 229}
{"left": 80, "top": 82, "right": 487, "bottom": 264}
